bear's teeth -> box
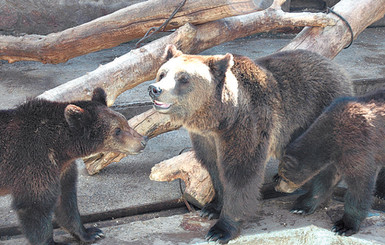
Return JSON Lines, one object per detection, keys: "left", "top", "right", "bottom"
{"left": 154, "top": 100, "right": 171, "bottom": 108}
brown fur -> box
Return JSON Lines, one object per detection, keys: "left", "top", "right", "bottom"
{"left": 277, "top": 89, "right": 385, "bottom": 236}
{"left": 0, "top": 88, "right": 147, "bottom": 245}
{"left": 149, "top": 45, "right": 352, "bottom": 243}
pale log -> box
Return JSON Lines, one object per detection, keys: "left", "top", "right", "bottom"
{"left": 149, "top": 151, "right": 215, "bottom": 208}
{"left": 38, "top": 0, "right": 335, "bottom": 105}
{"left": 38, "top": 23, "right": 198, "bottom": 106}
{"left": 0, "top": 0, "right": 260, "bottom": 64}
{"left": 281, "top": 0, "right": 385, "bottom": 58}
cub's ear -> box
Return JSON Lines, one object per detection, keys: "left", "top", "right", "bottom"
{"left": 163, "top": 44, "right": 183, "bottom": 61}
{"left": 64, "top": 104, "right": 89, "bottom": 134}
{"left": 208, "top": 53, "right": 234, "bottom": 81}
{"left": 92, "top": 87, "right": 107, "bottom": 106}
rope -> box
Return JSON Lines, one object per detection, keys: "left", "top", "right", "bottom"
{"left": 135, "top": 0, "right": 187, "bottom": 48}
{"left": 327, "top": 7, "right": 354, "bottom": 49}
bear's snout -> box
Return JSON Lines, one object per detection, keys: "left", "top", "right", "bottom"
{"left": 148, "top": 85, "right": 162, "bottom": 99}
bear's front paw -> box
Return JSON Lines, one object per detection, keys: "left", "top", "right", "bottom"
{"left": 332, "top": 219, "right": 358, "bottom": 236}
{"left": 77, "top": 227, "right": 105, "bottom": 243}
{"left": 200, "top": 202, "right": 221, "bottom": 220}
{"left": 205, "top": 217, "right": 240, "bottom": 244}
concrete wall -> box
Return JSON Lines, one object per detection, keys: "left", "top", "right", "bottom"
{"left": 0, "top": 0, "right": 143, "bottom": 35}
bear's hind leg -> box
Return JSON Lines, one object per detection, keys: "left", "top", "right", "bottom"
{"left": 292, "top": 165, "right": 341, "bottom": 214}
{"left": 54, "top": 163, "right": 104, "bottom": 242}
{"left": 332, "top": 167, "right": 378, "bottom": 236}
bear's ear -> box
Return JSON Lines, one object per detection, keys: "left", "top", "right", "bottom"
{"left": 163, "top": 44, "right": 183, "bottom": 61}
{"left": 64, "top": 104, "right": 88, "bottom": 134}
{"left": 208, "top": 53, "right": 234, "bottom": 81}
{"left": 92, "top": 87, "right": 107, "bottom": 106}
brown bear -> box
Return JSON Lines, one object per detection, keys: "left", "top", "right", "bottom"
{"left": 0, "top": 88, "right": 147, "bottom": 245}
{"left": 148, "top": 45, "right": 352, "bottom": 243}
{"left": 276, "top": 89, "right": 385, "bottom": 236}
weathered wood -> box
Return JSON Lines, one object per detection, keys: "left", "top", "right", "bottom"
{"left": 0, "top": 0, "right": 260, "bottom": 64}
{"left": 38, "top": 0, "right": 335, "bottom": 105}
{"left": 150, "top": 151, "right": 215, "bottom": 208}
{"left": 38, "top": 23, "right": 198, "bottom": 106}
{"left": 281, "top": 0, "right": 385, "bottom": 58}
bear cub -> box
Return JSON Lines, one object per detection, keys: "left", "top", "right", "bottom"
{"left": 0, "top": 88, "right": 147, "bottom": 245}
{"left": 276, "top": 89, "right": 385, "bottom": 236}
{"left": 148, "top": 45, "right": 352, "bottom": 243}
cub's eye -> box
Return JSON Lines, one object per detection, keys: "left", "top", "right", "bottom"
{"left": 115, "top": 128, "right": 122, "bottom": 136}
{"left": 158, "top": 72, "right": 165, "bottom": 80}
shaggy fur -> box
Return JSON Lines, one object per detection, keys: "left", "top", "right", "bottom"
{"left": 0, "top": 88, "right": 146, "bottom": 245}
{"left": 277, "top": 89, "right": 385, "bottom": 236}
{"left": 148, "top": 45, "right": 352, "bottom": 243}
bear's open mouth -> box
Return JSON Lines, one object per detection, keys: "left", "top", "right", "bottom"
{"left": 152, "top": 100, "right": 171, "bottom": 110}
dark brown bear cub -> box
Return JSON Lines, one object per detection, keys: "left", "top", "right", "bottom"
{"left": 0, "top": 88, "right": 147, "bottom": 245}
{"left": 276, "top": 89, "right": 385, "bottom": 236}
{"left": 148, "top": 45, "right": 352, "bottom": 243}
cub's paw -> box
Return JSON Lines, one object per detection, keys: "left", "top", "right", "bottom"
{"left": 200, "top": 203, "right": 221, "bottom": 220}
{"left": 77, "top": 227, "right": 105, "bottom": 243}
{"left": 205, "top": 218, "right": 240, "bottom": 244}
{"left": 291, "top": 196, "right": 318, "bottom": 215}
{"left": 332, "top": 219, "right": 358, "bottom": 236}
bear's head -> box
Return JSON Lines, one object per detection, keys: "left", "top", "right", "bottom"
{"left": 275, "top": 155, "right": 307, "bottom": 193}
{"left": 148, "top": 45, "right": 237, "bottom": 124}
{"left": 64, "top": 88, "right": 147, "bottom": 155}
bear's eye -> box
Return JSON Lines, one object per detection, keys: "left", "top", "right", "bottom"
{"left": 115, "top": 128, "right": 122, "bottom": 136}
{"left": 159, "top": 72, "right": 165, "bottom": 80}
{"left": 178, "top": 75, "right": 189, "bottom": 84}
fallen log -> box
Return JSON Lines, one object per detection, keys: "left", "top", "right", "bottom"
{"left": 281, "top": 0, "right": 385, "bottom": 58}
{"left": 0, "top": 0, "right": 260, "bottom": 64}
{"left": 38, "top": 0, "right": 335, "bottom": 105}
{"left": 149, "top": 151, "right": 214, "bottom": 208}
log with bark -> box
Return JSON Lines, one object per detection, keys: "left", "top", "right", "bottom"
{"left": 0, "top": 0, "right": 260, "bottom": 64}
{"left": 38, "top": 0, "right": 385, "bottom": 203}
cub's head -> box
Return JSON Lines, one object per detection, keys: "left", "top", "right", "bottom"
{"left": 275, "top": 155, "right": 306, "bottom": 193}
{"left": 148, "top": 45, "right": 235, "bottom": 120}
{"left": 64, "top": 88, "right": 147, "bottom": 155}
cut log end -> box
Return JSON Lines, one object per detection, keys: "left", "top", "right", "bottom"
{"left": 150, "top": 151, "right": 214, "bottom": 207}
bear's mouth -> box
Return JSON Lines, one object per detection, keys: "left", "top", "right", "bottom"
{"left": 152, "top": 100, "right": 172, "bottom": 111}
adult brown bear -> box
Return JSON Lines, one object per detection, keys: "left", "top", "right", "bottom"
{"left": 276, "top": 89, "right": 385, "bottom": 236}
{"left": 0, "top": 88, "right": 147, "bottom": 245}
{"left": 148, "top": 45, "right": 352, "bottom": 243}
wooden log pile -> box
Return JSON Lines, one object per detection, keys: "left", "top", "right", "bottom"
{"left": 2, "top": 0, "right": 385, "bottom": 204}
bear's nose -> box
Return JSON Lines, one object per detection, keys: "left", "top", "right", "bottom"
{"left": 148, "top": 85, "right": 162, "bottom": 98}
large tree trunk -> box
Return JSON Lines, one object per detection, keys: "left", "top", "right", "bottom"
{"left": 0, "top": 0, "right": 260, "bottom": 64}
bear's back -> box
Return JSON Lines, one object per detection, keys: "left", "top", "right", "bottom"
{"left": 253, "top": 50, "right": 352, "bottom": 155}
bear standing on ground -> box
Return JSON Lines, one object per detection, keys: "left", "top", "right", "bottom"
{"left": 0, "top": 88, "right": 147, "bottom": 245}
{"left": 276, "top": 89, "right": 385, "bottom": 236}
{"left": 148, "top": 45, "right": 352, "bottom": 243}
